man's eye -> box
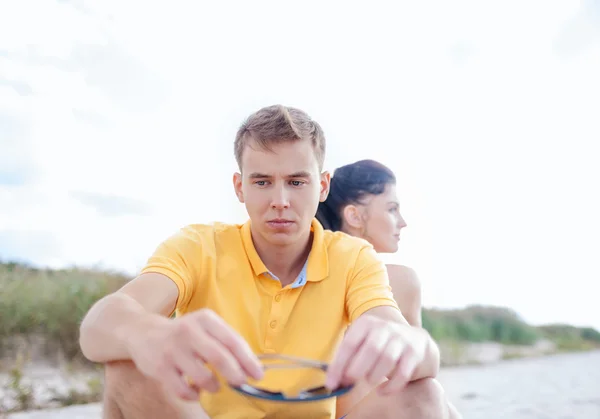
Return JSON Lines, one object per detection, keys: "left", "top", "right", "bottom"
{"left": 256, "top": 181, "right": 268, "bottom": 186}
{"left": 290, "top": 180, "right": 304, "bottom": 186}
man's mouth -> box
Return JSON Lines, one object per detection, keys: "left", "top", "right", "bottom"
{"left": 267, "top": 219, "right": 294, "bottom": 228}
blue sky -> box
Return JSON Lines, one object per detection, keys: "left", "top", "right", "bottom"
{"left": 1, "top": 0, "right": 599, "bottom": 329}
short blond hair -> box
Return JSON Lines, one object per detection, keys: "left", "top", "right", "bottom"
{"left": 234, "top": 105, "right": 326, "bottom": 170}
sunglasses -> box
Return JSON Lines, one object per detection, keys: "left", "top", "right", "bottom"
{"left": 231, "top": 354, "right": 354, "bottom": 402}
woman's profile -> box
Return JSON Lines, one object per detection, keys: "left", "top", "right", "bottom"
{"left": 315, "top": 159, "right": 421, "bottom": 326}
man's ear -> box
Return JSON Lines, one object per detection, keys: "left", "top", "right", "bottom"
{"left": 233, "top": 172, "right": 244, "bottom": 203}
{"left": 319, "top": 171, "right": 331, "bottom": 202}
{"left": 342, "top": 205, "right": 364, "bottom": 229}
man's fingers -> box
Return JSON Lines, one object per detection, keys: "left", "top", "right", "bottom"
{"left": 175, "top": 353, "right": 220, "bottom": 393}
{"left": 366, "top": 336, "right": 405, "bottom": 385}
{"left": 198, "top": 310, "right": 264, "bottom": 380}
{"left": 378, "top": 346, "right": 419, "bottom": 395}
{"left": 195, "top": 335, "right": 248, "bottom": 386}
{"left": 343, "top": 328, "right": 392, "bottom": 386}
{"left": 163, "top": 369, "right": 200, "bottom": 401}
{"left": 174, "top": 317, "right": 245, "bottom": 387}
{"left": 325, "top": 322, "right": 369, "bottom": 390}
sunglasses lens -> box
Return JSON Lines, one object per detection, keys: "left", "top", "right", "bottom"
{"left": 303, "top": 384, "right": 353, "bottom": 397}
{"left": 303, "top": 385, "right": 333, "bottom": 396}
{"left": 233, "top": 383, "right": 353, "bottom": 402}
{"left": 231, "top": 355, "right": 354, "bottom": 402}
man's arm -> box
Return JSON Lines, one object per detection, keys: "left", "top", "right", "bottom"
{"left": 80, "top": 269, "right": 263, "bottom": 400}
{"left": 79, "top": 224, "right": 263, "bottom": 401}
{"left": 359, "top": 305, "right": 440, "bottom": 381}
{"left": 328, "top": 245, "right": 439, "bottom": 394}
{"left": 80, "top": 225, "right": 199, "bottom": 364}
{"left": 326, "top": 305, "right": 440, "bottom": 394}
{"left": 79, "top": 272, "right": 178, "bottom": 363}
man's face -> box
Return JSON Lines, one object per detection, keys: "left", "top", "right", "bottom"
{"left": 233, "top": 139, "right": 330, "bottom": 246}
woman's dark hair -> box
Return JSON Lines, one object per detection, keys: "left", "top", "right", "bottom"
{"left": 316, "top": 159, "right": 396, "bottom": 231}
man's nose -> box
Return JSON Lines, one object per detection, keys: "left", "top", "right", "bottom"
{"left": 270, "top": 185, "right": 290, "bottom": 210}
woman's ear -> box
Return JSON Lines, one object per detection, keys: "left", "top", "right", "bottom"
{"left": 342, "top": 204, "right": 364, "bottom": 229}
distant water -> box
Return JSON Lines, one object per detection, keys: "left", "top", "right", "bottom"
{"left": 6, "top": 351, "right": 600, "bottom": 419}
{"left": 438, "top": 350, "right": 600, "bottom": 419}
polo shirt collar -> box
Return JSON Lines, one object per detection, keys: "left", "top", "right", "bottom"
{"left": 241, "top": 218, "right": 329, "bottom": 283}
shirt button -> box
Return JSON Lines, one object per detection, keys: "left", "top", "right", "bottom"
{"left": 270, "top": 320, "right": 277, "bottom": 329}
{"left": 274, "top": 294, "right": 282, "bottom": 302}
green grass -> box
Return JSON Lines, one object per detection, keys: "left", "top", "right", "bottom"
{"left": 0, "top": 261, "right": 128, "bottom": 361}
{"left": 536, "top": 324, "right": 600, "bottom": 351}
{"left": 422, "top": 305, "right": 600, "bottom": 349}
{"left": 0, "top": 261, "right": 598, "bottom": 364}
{"left": 422, "top": 305, "right": 540, "bottom": 345}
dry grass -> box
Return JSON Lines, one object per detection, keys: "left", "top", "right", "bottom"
{"left": 0, "top": 262, "right": 128, "bottom": 362}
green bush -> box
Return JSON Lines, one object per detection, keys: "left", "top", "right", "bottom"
{"left": 422, "top": 305, "right": 540, "bottom": 345}
{"left": 581, "top": 327, "right": 600, "bottom": 343}
{"left": 423, "top": 308, "right": 600, "bottom": 349}
{"left": 0, "top": 262, "right": 128, "bottom": 360}
{"left": 537, "top": 324, "right": 600, "bottom": 350}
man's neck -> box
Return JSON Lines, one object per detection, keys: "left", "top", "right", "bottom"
{"left": 250, "top": 229, "right": 313, "bottom": 287}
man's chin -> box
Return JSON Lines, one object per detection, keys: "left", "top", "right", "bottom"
{"left": 265, "top": 232, "right": 297, "bottom": 246}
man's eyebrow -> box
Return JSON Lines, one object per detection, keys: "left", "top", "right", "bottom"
{"left": 248, "top": 172, "right": 271, "bottom": 179}
{"left": 247, "top": 171, "right": 312, "bottom": 179}
{"left": 287, "top": 171, "right": 312, "bottom": 178}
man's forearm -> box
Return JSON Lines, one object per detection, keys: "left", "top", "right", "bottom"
{"left": 410, "top": 328, "right": 441, "bottom": 381}
{"left": 79, "top": 292, "right": 168, "bottom": 363}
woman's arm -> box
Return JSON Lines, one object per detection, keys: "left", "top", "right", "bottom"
{"left": 386, "top": 264, "right": 422, "bottom": 327}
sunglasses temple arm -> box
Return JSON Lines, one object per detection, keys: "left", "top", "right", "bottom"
{"left": 258, "top": 354, "right": 329, "bottom": 370}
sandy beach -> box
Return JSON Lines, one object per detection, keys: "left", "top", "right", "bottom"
{"left": 439, "top": 350, "right": 600, "bottom": 419}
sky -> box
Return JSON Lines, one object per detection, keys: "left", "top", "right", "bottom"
{"left": 1, "top": 0, "right": 599, "bottom": 329}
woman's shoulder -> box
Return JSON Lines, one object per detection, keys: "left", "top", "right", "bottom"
{"left": 385, "top": 264, "right": 421, "bottom": 289}
{"left": 385, "top": 263, "right": 418, "bottom": 279}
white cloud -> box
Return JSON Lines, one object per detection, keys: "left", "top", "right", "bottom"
{"left": 1, "top": 0, "right": 599, "bottom": 329}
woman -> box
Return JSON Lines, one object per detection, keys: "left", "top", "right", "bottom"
{"left": 315, "top": 159, "right": 422, "bottom": 326}
{"left": 316, "top": 159, "right": 462, "bottom": 419}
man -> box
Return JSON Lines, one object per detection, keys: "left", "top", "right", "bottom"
{"left": 79, "top": 105, "right": 451, "bottom": 419}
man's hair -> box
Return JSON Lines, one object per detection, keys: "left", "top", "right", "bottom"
{"left": 234, "top": 105, "right": 326, "bottom": 170}
{"left": 315, "top": 159, "right": 396, "bottom": 231}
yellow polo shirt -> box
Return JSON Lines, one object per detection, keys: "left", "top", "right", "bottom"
{"left": 140, "top": 218, "right": 399, "bottom": 419}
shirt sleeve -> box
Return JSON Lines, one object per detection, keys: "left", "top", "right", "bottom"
{"left": 346, "top": 245, "right": 400, "bottom": 323}
{"left": 139, "top": 226, "right": 204, "bottom": 312}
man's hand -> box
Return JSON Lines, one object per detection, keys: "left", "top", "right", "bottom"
{"left": 325, "top": 312, "right": 430, "bottom": 395}
{"left": 126, "top": 308, "right": 264, "bottom": 400}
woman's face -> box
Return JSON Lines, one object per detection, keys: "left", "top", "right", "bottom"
{"left": 353, "top": 184, "right": 407, "bottom": 253}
